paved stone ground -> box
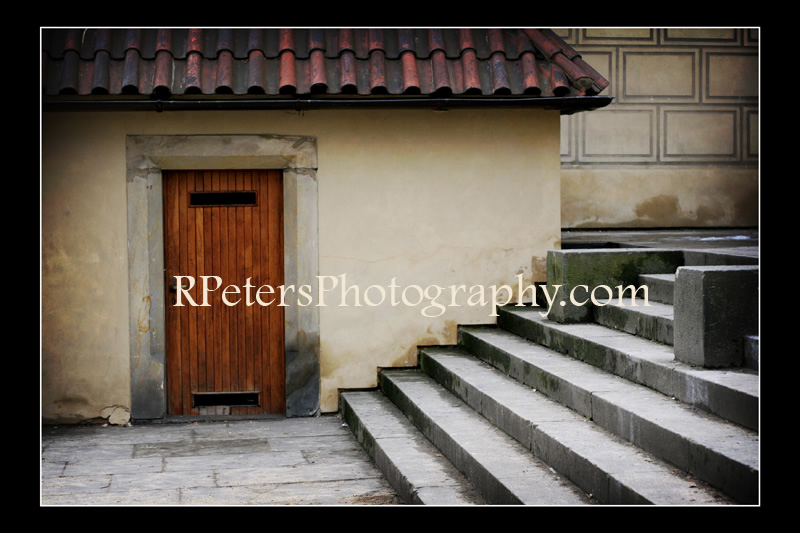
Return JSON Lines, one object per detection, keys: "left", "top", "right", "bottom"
{"left": 41, "top": 415, "right": 404, "bottom": 506}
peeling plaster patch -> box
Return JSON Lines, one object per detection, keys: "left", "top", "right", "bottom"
{"left": 100, "top": 405, "right": 131, "bottom": 426}
{"left": 319, "top": 341, "right": 334, "bottom": 380}
{"left": 399, "top": 336, "right": 439, "bottom": 367}
{"left": 441, "top": 320, "right": 458, "bottom": 343}
{"left": 635, "top": 194, "right": 681, "bottom": 221}
{"left": 629, "top": 194, "right": 728, "bottom": 227}
{"left": 424, "top": 320, "right": 458, "bottom": 344}
{"left": 137, "top": 296, "right": 151, "bottom": 333}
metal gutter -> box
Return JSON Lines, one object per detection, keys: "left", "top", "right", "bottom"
{"left": 41, "top": 95, "right": 613, "bottom": 114}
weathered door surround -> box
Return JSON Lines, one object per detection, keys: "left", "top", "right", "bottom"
{"left": 126, "top": 135, "right": 320, "bottom": 419}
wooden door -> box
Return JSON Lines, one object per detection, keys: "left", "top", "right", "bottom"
{"left": 164, "top": 169, "right": 285, "bottom": 415}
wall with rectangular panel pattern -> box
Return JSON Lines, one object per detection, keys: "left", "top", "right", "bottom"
{"left": 558, "top": 28, "right": 758, "bottom": 228}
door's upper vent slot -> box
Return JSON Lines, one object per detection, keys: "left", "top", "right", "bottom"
{"left": 190, "top": 191, "right": 257, "bottom": 207}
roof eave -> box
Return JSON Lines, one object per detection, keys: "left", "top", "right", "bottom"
{"left": 41, "top": 95, "right": 614, "bottom": 114}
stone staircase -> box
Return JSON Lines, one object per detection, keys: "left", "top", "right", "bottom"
{"left": 340, "top": 246, "right": 759, "bottom": 505}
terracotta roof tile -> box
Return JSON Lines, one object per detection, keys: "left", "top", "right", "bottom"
{"left": 41, "top": 28, "right": 611, "bottom": 100}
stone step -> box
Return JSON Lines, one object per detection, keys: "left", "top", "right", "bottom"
{"left": 458, "top": 325, "right": 759, "bottom": 504}
{"left": 379, "top": 369, "right": 594, "bottom": 505}
{"left": 497, "top": 305, "right": 758, "bottom": 431}
{"left": 593, "top": 298, "right": 674, "bottom": 346}
{"left": 339, "top": 389, "right": 486, "bottom": 505}
{"left": 419, "top": 346, "right": 732, "bottom": 505}
{"left": 639, "top": 273, "right": 675, "bottom": 305}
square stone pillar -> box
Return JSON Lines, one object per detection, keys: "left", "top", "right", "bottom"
{"left": 673, "top": 266, "right": 759, "bottom": 368}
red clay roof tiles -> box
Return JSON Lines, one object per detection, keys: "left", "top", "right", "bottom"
{"left": 42, "top": 28, "right": 610, "bottom": 101}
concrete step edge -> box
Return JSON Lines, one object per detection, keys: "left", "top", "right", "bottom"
{"left": 379, "top": 369, "right": 594, "bottom": 505}
{"left": 419, "top": 346, "right": 734, "bottom": 505}
{"left": 639, "top": 273, "right": 675, "bottom": 305}
{"left": 497, "top": 305, "right": 758, "bottom": 431}
{"left": 457, "top": 325, "right": 759, "bottom": 504}
{"left": 593, "top": 299, "right": 674, "bottom": 346}
{"left": 340, "top": 389, "right": 486, "bottom": 505}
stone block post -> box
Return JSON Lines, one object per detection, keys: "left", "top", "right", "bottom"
{"left": 673, "top": 266, "right": 759, "bottom": 368}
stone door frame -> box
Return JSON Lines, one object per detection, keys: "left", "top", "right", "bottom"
{"left": 126, "top": 134, "right": 320, "bottom": 419}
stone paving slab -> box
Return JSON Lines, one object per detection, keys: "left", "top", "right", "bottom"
{"left": 133, "top": 438, "right": 273, "bottom": 458}
{"left": 164, "top": 450, "right": 307, "bottom": 472}
{"left": 41, "top": 474, "right": 114, "bottom": 495}
{"left": 109, "top": 469, "right": 218, "bottom": 492}
{"left": 44, "top": 488, "right": 183, "bottom": 506}
{"left": 63, "top": 457, "right": 164, "bottom": 477}
{"left": 44, "top": 443, "right": 136, "bottom": 462}
{"left": 181, "top": 478, "right": 400, "bottom": 506}
{"left": 213, "top": 460, "right": 386, "bottom": 487}
{"left": 41, "top": 416, "right": 403, "bottom": 506}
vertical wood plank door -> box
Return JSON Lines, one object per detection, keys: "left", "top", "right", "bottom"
{"left": 164, "top": 169, "right": 285, "bottom": 415}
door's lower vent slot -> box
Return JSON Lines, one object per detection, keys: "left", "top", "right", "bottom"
{"left": 192, "top": 392, "right": 260, "bottom": 407}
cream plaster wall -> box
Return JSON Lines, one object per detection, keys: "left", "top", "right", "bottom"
{"left": 42, "top": 114, "right": 131, "bottom": 423}
{"left": 42, "top": 107, "right": 561, "bottom": 420}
